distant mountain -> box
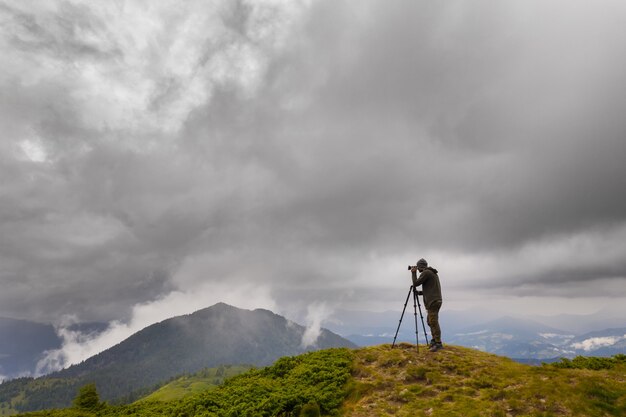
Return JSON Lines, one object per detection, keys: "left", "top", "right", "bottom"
{"left": 569, "top": 328, "right": 626, "bottom": 356}
{"left": 530, "top": 310, "right": 626, "bottom": 334}
{"left": 0, "top": 318, "right": 61, "bottom": 380}
{"left": 331, "top": 309, "right": 626, "bottom": 361}
{"left": 324, "top": 308, "right": 517, "bottom": 347}
{"left": 330, "top": 308, "right": 506, "bottom": 347}
{"left": 446, "top": 316, "right": 575, "bottom": 359}
{"left": 0, "top": 303, "right": 356, "bottom": 413}
{"left": 447, "top": 319, "right": 626, "bottom": 360}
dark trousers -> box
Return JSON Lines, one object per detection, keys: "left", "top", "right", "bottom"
{"left": 427, "top": 300, "right": 442, "bottom": 343}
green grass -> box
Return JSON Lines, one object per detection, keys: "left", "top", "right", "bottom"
{"left": 137, "top": 364, "right": 252, "bottom": 402}
{"left": 344, "top": 343, "right": 626, "bottom": 417}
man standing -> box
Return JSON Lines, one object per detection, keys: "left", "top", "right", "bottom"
{"left": 411, "top": 258, "right": 443, "bottom": 352}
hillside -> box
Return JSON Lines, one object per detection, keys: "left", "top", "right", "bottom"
{"left": 14, "top": 348, "right": 354, "bottom": 417}
{"left": 11, "top": 344, "right": 626, "bottom": 417}
{"left": 137, "top": 364, "right": 252, "bottom": 402}
{"left": 344, "top": 344, "right": 626, "bottom": 416}
{"left": 0, "top": 303, "right": 355, "bottom": 413}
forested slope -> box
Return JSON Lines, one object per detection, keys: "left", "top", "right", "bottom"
{"left": 0, "top": 303, "right": 355, "bottom": 413}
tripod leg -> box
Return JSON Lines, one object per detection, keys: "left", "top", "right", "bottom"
{"left": 415, "top": 292, "right": 429, "bottom": 346}
{"left": 392, "top": 286, "right": 413, "bottom": 348}
{"left": 412, "top": 289, "right": 420, "bottom": 352}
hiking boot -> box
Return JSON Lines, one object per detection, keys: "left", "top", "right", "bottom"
{"left": 428, "top": 339, "right": 436, "bottom": 347}
{"left": 429, "top": 343, "right": 443, "bottom": 352}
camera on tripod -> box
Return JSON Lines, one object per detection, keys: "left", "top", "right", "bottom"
{"left": 392, "top": 282, "right": 428, "bottom": 351}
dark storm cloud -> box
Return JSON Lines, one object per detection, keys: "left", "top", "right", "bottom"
{"left": 1, "top": 0, "right": 626, "bottom": 326}
{"left": 183, "top": 0, "right": 626, "bottom": 295}
{"left": 300, "top": 0, "right": 626, "bottom": 250}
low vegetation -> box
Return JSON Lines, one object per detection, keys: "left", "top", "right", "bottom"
{"left": 138, "top": 365, "right": 252, "bottom": 402}
{"left": 344, "top": 344, "right": 626, "bottom": 416}
{"left": 16, "top": 348, "right": 353, "bottom": 417}
{"left": 548, "top": 354, "right": 626, "bottom": 370}
{"left": 8, "top": 345, "right": 626, "bottom": 417}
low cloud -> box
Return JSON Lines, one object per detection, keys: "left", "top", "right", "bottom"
{"left": 539, "top": 333, "right": 574, "bottom": 340}
{"left": 36, "top": 315, "right": 103, "bottom": 375}
{"left": 571, "top": 335, "right": 626, "bottom": 352}
{"left": 301, "top": 302, "right": 333, "bottom": 348}
{"left": 37, "top": 282, "right": 276, "bottom": 372}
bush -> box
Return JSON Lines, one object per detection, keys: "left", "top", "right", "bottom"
{"left": 73, "top": 383, "right": 102, "bottom": 411}
{"left": 549, "top": 355, "right": 626, "bottom": 370}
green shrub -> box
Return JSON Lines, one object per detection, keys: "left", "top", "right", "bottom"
{"left": 549, "top": 355, "right": 626, "bottom": 370}
{"left": 73, "top": 383, "right": 102, "bottom": 411}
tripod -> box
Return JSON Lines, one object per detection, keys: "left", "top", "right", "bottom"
{"left": 392, "top": 285, "right": 429, "bottom": 351}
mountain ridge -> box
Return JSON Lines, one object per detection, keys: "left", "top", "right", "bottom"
{"left": 0, "top": 303, "right": 355, "bottom": 413}
{"left": 3, "top": 307, "right": 625, "bottom": 381}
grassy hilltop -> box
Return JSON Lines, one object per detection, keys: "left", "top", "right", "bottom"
{"left": 345, "top": 344, "right": 626, "bottom": 416}
{"left": 12, "top": 344, "right": 626, "bottom": 417}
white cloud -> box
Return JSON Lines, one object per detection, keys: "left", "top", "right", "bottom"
{"left": 19, "top": 138, "right": 48, "bottom": 163}
{"left": 539, "top": 333, "right": 575, "bottom": 340}
{"left": 455, "top": 330, "right": 488, "bottom": 337}
{"left": 1, "top": 0, "right": 311, "bottom": 137}
{"left": 301, "top": 302, "right": 333, "bottom": 348}
{"left": 571, "top": 335, "right": 626, "bottom": 351}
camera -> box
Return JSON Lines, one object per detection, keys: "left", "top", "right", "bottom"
{"left": 407, "top": 265, "right": 415, "bottom": 270}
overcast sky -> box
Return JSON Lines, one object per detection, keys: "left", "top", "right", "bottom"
{"left": 2, "top": 0, "right": 626, "bottom": 347}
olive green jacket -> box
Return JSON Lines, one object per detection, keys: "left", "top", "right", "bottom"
{"left": 412, "top": 267, "right": 442, "bottom": 309}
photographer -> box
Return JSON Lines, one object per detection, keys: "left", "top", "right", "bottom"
{"left": 411, "top": 258, "right": 443, "bottom": 352}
